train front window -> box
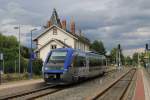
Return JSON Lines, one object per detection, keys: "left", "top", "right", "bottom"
{"left": 47, "top": 50, "right": 67, "bottom": 64}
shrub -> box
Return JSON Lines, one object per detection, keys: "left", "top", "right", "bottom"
{"left": 32, "top": 58, "right": 43, "bottom": 75}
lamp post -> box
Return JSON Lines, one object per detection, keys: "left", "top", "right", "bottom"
{"left": 29, "top": 28, "right": 37, "bottom": 79}
{"left": 14, "top": 25, "right": 21, "bottom": 75}
{"left": 0, "top": 53, "right": 3, "bottom": 84}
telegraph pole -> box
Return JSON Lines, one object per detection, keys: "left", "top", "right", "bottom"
{"left": 118, "top": 44, "right": 121, "bottom": 70}
{"left": 145, "top": 43, "right": 150, "bottom": 72}
{"left": 15, "top": 60, "right": 16, "bottom": 73}
{"left": 19, "top": 24, "right": 21, "bottom": 75}
{"left": 119, "top": 49, "right": 121, "bottom": 68}
{"left": 0, "top": 60, "right": 1, "bottom": 85}
{"left": 0, "top": 53, "right": 3, "bottom": 84}
{"left": 3, "top": 59, "right": 4, "bottom": 74}
{"left": 138, "top": 52, "right": 140, "bottom": 68}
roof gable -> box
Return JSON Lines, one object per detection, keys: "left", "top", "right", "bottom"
{"left": 34, "top": 38, "right": 71, "bottom": 52}
{"left": 33, "top": 25, "right": 78, "bottom": 41}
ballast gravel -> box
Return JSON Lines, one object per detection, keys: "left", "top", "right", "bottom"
{"left": 36, "top": 68, "right": 130, "bottom": 100}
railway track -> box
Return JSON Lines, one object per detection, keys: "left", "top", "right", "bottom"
{"left": 0, "top": 69, "right": 118, "bottom": 100}
{"left": 0, "top": 85, "right": 62, "bottom": 100}
{"left": 87, "top": 68, "right": 136, "bottom": 100}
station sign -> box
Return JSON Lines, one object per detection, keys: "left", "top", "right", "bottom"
{"left": 31, "top": 53, "right": 36, "bottom": 60}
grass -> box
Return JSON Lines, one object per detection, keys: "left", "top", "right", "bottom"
{"left": 1, "top": 73, "right": 42, "bottom": 83}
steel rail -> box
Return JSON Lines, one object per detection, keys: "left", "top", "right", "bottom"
{"left": 119, "top": 69, "right": 136, "bottom": 100}
{"left": 0, "top": 85, "right": 56, "bottom": 100}
{"left": 17, "top": 87, "right": 63, "bottom": 100}
{"left": 0, "top": 69, "right": 119, "bottom": 100}
{"left": 87, "top": 68, "right": 136, "bottom": 100}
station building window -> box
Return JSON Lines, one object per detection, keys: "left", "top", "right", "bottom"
{"left": 53, "top": 27, "right": 57, "bottom": 35}
{"left": 51, "top": 45, "right": 57, "bottom": 49}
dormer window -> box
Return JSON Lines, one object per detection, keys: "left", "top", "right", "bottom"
{"left": 53, "top": 27, "right": 57, "bottom": 35}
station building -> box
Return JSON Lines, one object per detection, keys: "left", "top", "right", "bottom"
{"left": 33, "top": 9, "right": 90, "bottom": 61}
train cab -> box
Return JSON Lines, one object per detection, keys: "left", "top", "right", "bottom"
{"left": 43, "top": 48, "right": 106, "bottom": 84}
{"left": 43, "top": 48, "right": 74, "bottom": 84}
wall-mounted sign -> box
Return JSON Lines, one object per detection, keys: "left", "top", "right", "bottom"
{"left": 31, "top": 53, "right": 36, "bottom": 60}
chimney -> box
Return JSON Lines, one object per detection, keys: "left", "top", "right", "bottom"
{"left": 70, "top": 18, "right": 75, "bottom": 34}
{"left": 79, "top": 29, "right": 82, "bottom": 36}
{"left": 47, "top": 20, "right": 51, "bottom": 27}
{"left": 62, "top": 19, "right": 66, "bottom": 30}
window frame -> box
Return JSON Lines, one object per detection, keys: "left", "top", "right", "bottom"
{"left": 73, "top": 55, "right": 86, "bottom": 67}
{"left": 51, "top": 44, "right": 57, "bottom": 49}
{"left": 53, "top": 27, "right": 57, "bottom": 35}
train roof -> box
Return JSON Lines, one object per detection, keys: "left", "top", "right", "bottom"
{"left": 50, "top": 48, "right": 105, "bottom": 57}
{"left": 51, "top": 48, "right": 73, "bottom": 51}
{"left": 86, "top": 51, "right": 105, "bottom": 55}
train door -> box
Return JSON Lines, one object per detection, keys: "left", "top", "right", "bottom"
{"left": 86, "top": 54, "right": 90, "bottom": 77}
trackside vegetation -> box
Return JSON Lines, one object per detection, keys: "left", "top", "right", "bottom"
{"left": 0, "top": 33, "right": 43, "bottom": 78}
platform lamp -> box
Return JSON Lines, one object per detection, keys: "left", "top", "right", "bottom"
{"left": 29, "top": 28, "right": 37, "bottom": 79}
{"left": 14, "top": 25, "right": 21, "bottom": 76}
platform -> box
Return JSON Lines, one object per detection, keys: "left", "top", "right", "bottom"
{"left": 134, "top": 68, "right": 150, "bottom": 100}
{"left": 142, "top": 68, "right": 150, "bottom": 100}
{"left": 0, "top": 79, "right": 43, "bottom": 90}
{"left": 0, "top": 79, "right": 44, "bottom": 97}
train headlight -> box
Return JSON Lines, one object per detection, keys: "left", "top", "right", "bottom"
{"left": 44, "top": 67, "right": 49, "bottom": 70}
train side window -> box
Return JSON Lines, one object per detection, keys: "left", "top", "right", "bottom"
{"left": 73, "top": 55, "right": 77, "bottom": 67}
{"left": 89, "top": 55, "right": 103, "bottom": 67}
{"left": 73, "top": 55, "right": 86, "bottom": 67}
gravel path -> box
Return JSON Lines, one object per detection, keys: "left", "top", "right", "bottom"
{"left": 36, "top": 68, "right": 130, "bottom": 100}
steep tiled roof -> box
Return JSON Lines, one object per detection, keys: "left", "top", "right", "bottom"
{"left": 33, "top": 25, "right": 90, "bottom": 45}
{"left": 33, "top": 8, "right": 90, "bottom": 45}
{"left": 66, "top": 29, "right": 90, "bottom": 45}
{"left": 33, "top": 25, "right": 78, "bottom": 41}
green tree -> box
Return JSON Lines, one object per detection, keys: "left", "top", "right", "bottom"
{"left": 125, "top": 56, "right": 132, "bottom": 65}
{"left": 32, "top": 59, "right": 43, "bottom": 75}
{"left": 132, "top": 52, "right": 146, "bottom": 67}
{"left": 0, "top": 34, "right": 19, "bottom": 73}
{"left": 90, "top": 40, "right": 106, "bottom": 55}
{"left": 0, "top": 33, "right": 43, "bottom": 75}
{"left": 21, "top": 46, "right": 30, "bottom": 59}
{"left": 132, "top": 53, "right": 138, "bottom": 66}
{"left": 109, "top": 47, "right": 125, "bottom": 65}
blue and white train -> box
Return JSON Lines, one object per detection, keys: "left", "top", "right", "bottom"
{"left": 42, "top": 48, "right": 107, "bottom": 84}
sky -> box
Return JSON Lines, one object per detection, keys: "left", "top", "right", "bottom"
{"left": 0, "top": 0, "right": 149, "bottom": 56}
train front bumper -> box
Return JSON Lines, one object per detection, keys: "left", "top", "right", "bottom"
{"left": 43, "top": 69, "right": 73, "bottom": 83}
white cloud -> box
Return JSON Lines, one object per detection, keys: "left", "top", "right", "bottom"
{"left": 1, "top": 19, "right": 16, "bottom": 25}
{"left": 0, "top": 0, "right": 150, "bottom": 55}
{"left": 123, "top": 48, "right": 145, "bottom": 56}
{"left": 0, "top": 24, "right": 39, "bottom": 46}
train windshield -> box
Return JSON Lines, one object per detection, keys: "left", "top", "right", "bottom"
{"left": 47, "top": 50, "right": 67, "bottom": 64}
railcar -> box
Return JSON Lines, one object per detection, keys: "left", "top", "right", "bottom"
{"left": 42, "top": 48, "right": 107, "bottom": 84}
